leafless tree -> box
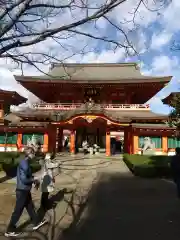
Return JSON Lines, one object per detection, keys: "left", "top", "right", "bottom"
{"left": 0, "top": 0, "right": 170, "bottom": 72}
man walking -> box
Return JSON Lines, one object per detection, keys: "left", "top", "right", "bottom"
{"left": 5, "top": 147, "right": 47, "bottom": 237}
{"left": 171, "top": 147, "right": 180, "bottom": 198}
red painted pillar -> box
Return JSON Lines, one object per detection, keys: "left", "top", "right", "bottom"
{"left": 70, "top": 130, "right": 75, "bottom": 154}
{"left": 48, "top": 125, "right": 57, "bottom": 153}
{"left": 106, "top": 130, "right": 111, "bottom": 156}
{"left": 124, "top": 126, "right": 133, "bottom": 154}
{"left": 58, "top": 128, "right": 63, "bottom": 152}
{"left": 43, "top": 133, "right": 48, "bottom": 152}
{"left": 124, "top": 127, "right": 128, "bottom": 153}
{"left": 17, "top": 133, "right": 22, "bottom": 152}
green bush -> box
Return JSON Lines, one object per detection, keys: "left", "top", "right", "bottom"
{"left": 30, "top": 162, "right": 41, "bottom": 173}
{"left": 0, "top": 152, "right": 41, "bottom": 177}
{"left": 0, "top": 152, "right": 23, "bottom": 163}
{"left": 123, "top": 154, "right": 172, "bottom": 178}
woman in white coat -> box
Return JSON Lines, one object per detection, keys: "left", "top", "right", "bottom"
{"left": 40, "top": 153, "right": 59, "bottom": 211}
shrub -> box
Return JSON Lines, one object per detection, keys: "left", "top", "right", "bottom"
{"left": 123, "top": 154, "right": 172, "bottom": 178}
{"left": 30, "top": 162, "right": 41, "bottom": 173}
{"left": 0, "top": 152, "right": 41, "bottom": 177}
{"left": 0, "top": 152, "right": 23, "bottom": 163}
{"left": 0, "top": 163, "right": 3, "bottom": 172}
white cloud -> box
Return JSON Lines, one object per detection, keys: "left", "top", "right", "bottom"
{"left": 143, "top": 55, "right": 180, "bottom": 115}
{"left": 148, "top": 97, "right": 172, "bottom": 115}
{"left": 96, "top": 17, "right": 107, "bottom": 29}
{"left": 0, "top": 67, "right": 40, "bottom": 103}
{"left": 0, "top": 0, "right": 176, "bottom": 106}
{"left": 111, "top": 0, "right": 161, "bottom": 30}
{"left": 161, "top": 0, "right": 180, "bottom": 32}
{"left": 151, "top": 31, "right": 172, "bottom": 50}
{"left": 148, "top": 55, "right": 179, "bottom": 75}
{"left": 67, "top": 47, "right": 125, "bottom": 63}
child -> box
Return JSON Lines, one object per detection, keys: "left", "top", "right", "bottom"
{"left": 40, "top": 152, "right": 59, "bottom": 211}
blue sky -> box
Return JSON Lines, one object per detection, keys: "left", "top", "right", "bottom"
{"left": 0, "top": 0, "right": 180, "bottom": 113}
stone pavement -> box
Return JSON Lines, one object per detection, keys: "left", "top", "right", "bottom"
{"left": 0, "top": 154, "right": 125, "bottom": 238}
{"left": 0, "top": 154, "right": 179, "bottom": 240}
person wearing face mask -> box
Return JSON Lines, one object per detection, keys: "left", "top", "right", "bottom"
{"left": 5, "top": 147, "right": 47, "bottom": 238}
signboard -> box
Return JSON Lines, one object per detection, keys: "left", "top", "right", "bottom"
{"left": 84, "top": 88, "right": 100, "bottom": 98}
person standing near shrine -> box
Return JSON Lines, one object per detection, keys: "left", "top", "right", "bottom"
{"left": 39, "top": 152, "right": 58, "bottom": 212}
{"left": 5, "top": 147, "right": 47, "bottom": 237}
{"left": 171, "top": 147, "right": 180, "bottom": 198}
{"left": 82, "top": 140, "right": 88, "bottom": 154}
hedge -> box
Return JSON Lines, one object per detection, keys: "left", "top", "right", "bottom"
{"left": 0, "top": 152, "right": 41, "bottom": 177}
{"left": 123, "top": 154, "right": 172, "bottom": 178}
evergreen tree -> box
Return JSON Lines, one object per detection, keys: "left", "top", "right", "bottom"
{"left": 168, "top": 93, "right": 180, "bottom": 129}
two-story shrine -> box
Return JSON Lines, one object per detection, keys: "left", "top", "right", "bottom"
{"left": 1, "top": 63, "right": 178, "bottom": 155}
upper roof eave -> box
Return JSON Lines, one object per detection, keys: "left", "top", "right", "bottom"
{"left": 14, "top": 75, "right": 172, "bottom": 84}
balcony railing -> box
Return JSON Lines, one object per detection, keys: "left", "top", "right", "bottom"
{"left": 32, "top": 103, "right": 150, "bottom": 110}
{"left": 104, "top": 104, "right": 149, "bottom": 110}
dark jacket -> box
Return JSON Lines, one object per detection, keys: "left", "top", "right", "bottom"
{"left": 171, "top": 155, "right": 180, "bottom": 179}
{"left": 16, "top": 158, "right": 34, "bottom": 191}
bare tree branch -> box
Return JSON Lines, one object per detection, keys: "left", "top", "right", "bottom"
{"left": 0, "top": 0, "right": 32, "bottom": 38}
{"left": 0, "top": 0, "right": 25, "bottom": 20}
{"left": 67, "top": 29, "right": 129, "bottom": 49}
{"left": 0, "top": 0, "right": 170, "bottom": 73}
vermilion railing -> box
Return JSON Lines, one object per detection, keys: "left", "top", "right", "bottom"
{"left": 32, "top": 103, "right": 150, "bottom": 110}
{"left": 103, "top": 104, "right": 149, "bottom": 109}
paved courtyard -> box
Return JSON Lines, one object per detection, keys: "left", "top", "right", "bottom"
{"left": 0, "top": 154, "right": 179, "bottom": 239}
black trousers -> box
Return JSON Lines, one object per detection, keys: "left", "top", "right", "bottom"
{"left": 37, "top": 192, "right": 49, "bottom": 222}
{"left": 7, "top": 189, "right": 38, "bottom": 231}
{"left": 40, "top": 192, "right": 49, "bottom": 210}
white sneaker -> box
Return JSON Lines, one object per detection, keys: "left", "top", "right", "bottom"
{"left": 32, "top": 219, "right": 48, "bottom": 231}
{"left": 4, "top": 231, "right": 22, "bottom": 237}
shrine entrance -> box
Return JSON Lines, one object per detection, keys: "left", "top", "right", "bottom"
{"left": 74, "top": 117, "right": 106, "bottom": 153}
{"left": 55, "top": 115, "right": 131, "bottom": 156}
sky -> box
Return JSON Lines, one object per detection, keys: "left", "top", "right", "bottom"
{"left": 1, "top": 0, "right": 180, "bottom": 114}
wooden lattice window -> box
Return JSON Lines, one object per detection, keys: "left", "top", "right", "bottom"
{"left": 22, "top": 133, "right": 44, "bottom": 145}
{"left": 168, "top": 137, "right": 180, "bottom": 148}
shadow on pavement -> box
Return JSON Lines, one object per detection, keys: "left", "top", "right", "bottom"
{"left": 0, "top": 175, "right": 12, "bottom": 184}
{"left": 1, "top": 173, "right": 180, "bottom": 240}
{"left": 49, "top": 188, "right": 70, "bottom": 209}
{"left": 58, "top": 173, "right": 180, "bottom": 240}
{"left": 17, "top": 188, "right": 68, "bottom": 233}
{"left": 0, "top": 222, "right": 50, "bottom": 240}
{"left": 0, "top": 189, "right": 69, "bottom": 240}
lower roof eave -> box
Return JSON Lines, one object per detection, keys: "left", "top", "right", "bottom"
{"left": 131, "top": 123, "right": 175, "bottom": 129}
{"left": 132, "top": 116, "right": 169, "bottom": 120}
{"left": 9, "top": 121, "right": 49, "bottom": 127}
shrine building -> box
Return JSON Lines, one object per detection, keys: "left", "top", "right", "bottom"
{"left": 1, "top": 63, "right": 178, "bottom": 155}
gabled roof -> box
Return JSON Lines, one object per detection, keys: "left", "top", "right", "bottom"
{"left": 15, "top": 63, "right": 172, "bottom": 83}
{"left": 0, "top": 89, "right": 26, "bottom": 105}
{"left": 14, "top": 63, "right": 172, "bottom": 103}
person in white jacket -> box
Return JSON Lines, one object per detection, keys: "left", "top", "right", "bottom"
{"left": 39, "top": 153, "right": 59, "bottom": 211}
